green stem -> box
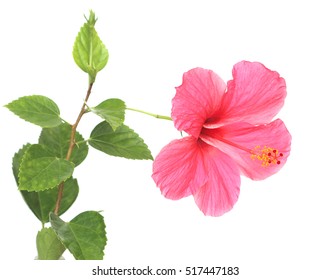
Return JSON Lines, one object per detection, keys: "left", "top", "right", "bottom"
{"left": 75, "top": 139, "right": 88, "bottom": 146}
{"left": 126, "top": 107, "right": 172, "bottom": 121}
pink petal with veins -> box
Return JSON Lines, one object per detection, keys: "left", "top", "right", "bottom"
{"left": 201, "top": 119, "right": 291, "bottom": 180}
{"left": 220, "top": 61, "right": 286, "bottom": 125}
{"left": 152, "top": 137, "right": 207, "bottom": 200}
{"left": 193, "top": 143, "right": 240, "bottom": 216}
{"left": 171, "top": 67, "right": 226, "bottom": 138}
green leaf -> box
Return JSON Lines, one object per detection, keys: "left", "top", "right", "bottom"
{"left": 50, "top": 211, "right": 107, "bottom": 260}
{"left": 90, "top": 98, "right": 126, "bottom": 130}
{"left": 39, "top": 123, "right": 88, "bottom": 167}
{"left": 13, "top": 145, "right": 79, "bottom": 223}
{"left": 58, "top": 178, "right": 79, "bottom": 216}
{"left": 19, "top": 144, "right": 74, "bottom": 191}
{"left": 23, "top": 178, "right": 79, "bottom": 223}
{"left": 12, "top": 143, "right": 31, "bottom": 185}
{"left": 5, "top": 95, "right": 62, "bottom": 127}
{"left": 36, "top": 228, "right": 65, "bottom": 260}
{"left": 88, "top": 121, "right": 153, "bottom": 160}
{"left": 73, "top": 10, "right": 109, "bottom": 82}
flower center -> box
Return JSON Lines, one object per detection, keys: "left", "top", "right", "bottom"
{"left": 250, "top": 146, "right": 284, "bottom": 167}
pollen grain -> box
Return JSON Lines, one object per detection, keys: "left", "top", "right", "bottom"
{"left": 250, "top": 145, "right": 283, "bottom": 167}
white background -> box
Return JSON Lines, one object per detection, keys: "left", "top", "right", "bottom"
{"left": 0, "top": 0, "right": 330, "bottom": 279}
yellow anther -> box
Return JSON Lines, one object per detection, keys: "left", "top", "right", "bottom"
{"left": 250, "top": 146, "right": 283, "bottom": 167}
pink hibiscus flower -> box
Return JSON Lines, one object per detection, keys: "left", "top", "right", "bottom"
{"left": 152, "top": 61, "right": 291, "bottom": 216}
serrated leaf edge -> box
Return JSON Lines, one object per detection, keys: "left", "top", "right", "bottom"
{"left": 50, "top": 211, "right": 107, "bottom": 260}
{"left": 90, "top": 98, "right": 126, "bottom": 131}
{"left": 5, "top": 95, "right": 62, "bottom": 128}
{"left": 18, "top": 144, "right": 75, "bottom": 192}
{"left": 89, "top": 122, "right": 153, "bottom": 160}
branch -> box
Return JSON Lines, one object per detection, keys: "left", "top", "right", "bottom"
{"left": 54, "top": 82, "right": 94, "bottom": 215}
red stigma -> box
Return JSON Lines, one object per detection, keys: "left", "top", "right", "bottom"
{"left": 251, "top": 146, "right": 284, "bottom": 167}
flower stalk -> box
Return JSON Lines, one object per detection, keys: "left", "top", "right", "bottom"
{"left": 126, "top": 107, "right": 172, "bottom": 121}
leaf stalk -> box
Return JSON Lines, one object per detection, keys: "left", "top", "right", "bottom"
{"left": 126, "top": 107, "right": 172, "bottom": 121}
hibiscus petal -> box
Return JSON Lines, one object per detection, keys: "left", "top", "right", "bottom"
{"left": 220, "top": 61, "right": 286, "bottom": 125}
{"left": 193, "top": 143, "right": 240, "bottom": 216}
{"left": 201, "top": 119, "right": 291, "bottom": 180}
{"left": 152, "top": 137, "right": 207, "bottom": 200}
{"left": 172, "top": 67, "right": 226, "bottom": 138}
